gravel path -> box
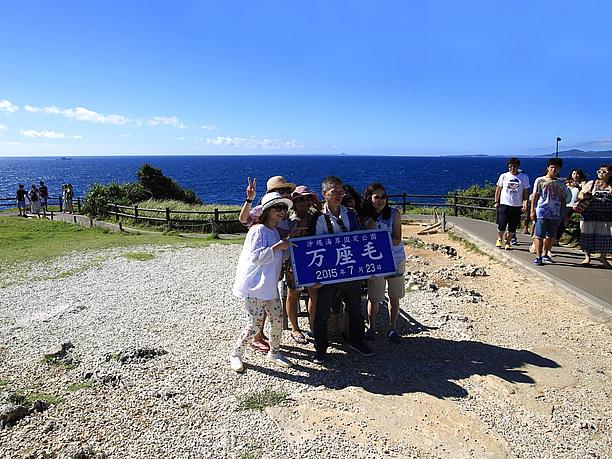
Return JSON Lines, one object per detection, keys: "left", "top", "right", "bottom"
{"left": 0, "top": 231, "right": 610, "bottom": 458}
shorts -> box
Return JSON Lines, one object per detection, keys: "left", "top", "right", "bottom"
{"left": 18, "top": 199, "right": 26, "bottom": 209}
{"left": 497, "top": 205, "right": 522, "bottom": 233}
{"left": 367, "top": 260, "right": 406, "bottom": 302}
{"left": 535, "top": 218, "right": 561, "bottom": 239}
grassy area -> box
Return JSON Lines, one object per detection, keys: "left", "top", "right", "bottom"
{"left": 236, "top": 389, "right": 288, "bottom": 411}
{"left": 0, "top": 216, "right": 242, "bottom": 267}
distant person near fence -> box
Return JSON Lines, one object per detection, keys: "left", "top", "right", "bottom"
{"left": 16, "top": 184, "right": 27, "bottom": 217}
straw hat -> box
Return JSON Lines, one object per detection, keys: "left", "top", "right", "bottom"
{"left": 266, "top": 176, "right": 296, "bottom": 192}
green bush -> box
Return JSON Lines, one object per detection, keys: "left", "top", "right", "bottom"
{"left": 82, "top": 182, "right": 151, "bottom": 216}
{"left": 137, "top": 164, "right": 202, "bottom": 204}
{"left": 82, "top": 164, "right": 202, "bottom": 217}
{"left": 447, "top": 182, "right": 496, "bottom": 222}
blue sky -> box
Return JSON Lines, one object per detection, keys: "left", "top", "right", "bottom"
{"left": 1, "top": 0, "right": 611, "bottom": 157}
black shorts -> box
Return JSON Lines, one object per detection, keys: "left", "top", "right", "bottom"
{"left": 497, "top": 205, "right": 522, "bottom": 233}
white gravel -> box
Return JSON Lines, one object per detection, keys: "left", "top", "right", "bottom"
{"left": 0, "top": 241, "right": 610, "bottom": 458}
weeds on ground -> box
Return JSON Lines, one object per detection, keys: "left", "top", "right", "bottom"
{"left": 122, "top": 252, "right": 156, "bottom": 261}
{"left": 236, "top": 389, "right": 288, "bottom": 411}
{"left": 66, "top": 381, "right": 94, "bottom": 392}
{"left": 448, "top": 232, "right": 495, "bottom": 260}
{"left": 239, "top": 446, "right": 263, "bottom": 459}
{"left": 10, "top": 390, "right": 64, "bottom": 407}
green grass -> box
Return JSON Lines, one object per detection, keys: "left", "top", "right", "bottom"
{"left": 0, "top": 379, "right": 8, "bottom": 388}
{"left": 236, "top": 389, "right": 288, "bottom": 411}
{"left": 66, "top": 381, "right": 94, "bottom": 392}
{"left": 447, "top": 231, "right": 493, "bottom": 259}
{"left": 122, "top": 251, "right": 156, "bottom": 261}
{"left": 10, "top": 390, "right": 64, "bottom": 407}
{"left": 41, "top": 355, "right": 77, "bottom": 370}
{"left": 239, "top": 446, "right": 263, "bottom": 459}
{"left": 0, "top": 216, "right": 243, "bottom": 268}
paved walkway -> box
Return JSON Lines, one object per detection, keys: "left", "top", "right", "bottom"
{"left": 437, "top": 216, "right": 611, "bottom": 317}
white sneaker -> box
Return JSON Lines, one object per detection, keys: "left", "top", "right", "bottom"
{"left": 230, "top": 355, "right": 244, "bottom": 373}
{"left": 267, "top": 352, "right": 292, "bottom": 368}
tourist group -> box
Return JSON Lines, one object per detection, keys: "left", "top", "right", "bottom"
{"left": 493, "top": 158, "right": 611, "bottom": 267}
{"left": 229, "top": 175, "right": 406, "bottom": 373}
{"left": 15, "top": 182, "right": 74, "bottom": 217}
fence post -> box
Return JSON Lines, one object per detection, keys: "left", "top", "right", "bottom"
{"left": 213, "top": 208, "right": 220, "bottom": 234}
{"left": 115, "top": 204, "right": 119, "bottom": 222}
{"left": 59, "top": 196, "right": 63, "bottom": 212}
{"left": 134, "top": 205, "right": 139, "bottom": 224}
{"left": 402, "top": 192, "right": 407, "bottom": 214}
{"left": 50, "top": 210, "right": 54, "bottom": 221}
{"left": 166, "top": 208, "right": 171, "bottom": 230}
{"left": 453, "top": 193, "right": 458, "bottom": 217}
{"left": 77, "top": 198, "right": 81, "bottom": 213}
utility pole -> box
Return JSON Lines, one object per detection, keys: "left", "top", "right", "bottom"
{"left": 555, "top": 137, "right": 561, "bottom": 158}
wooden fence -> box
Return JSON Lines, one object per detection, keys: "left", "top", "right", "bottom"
{"left": 0, "top": 196, "right": 82, "bottom": 213}
{"left": 2, "top": 192, "right": 495, "bottom": 231}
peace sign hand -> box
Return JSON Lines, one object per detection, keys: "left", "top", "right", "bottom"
{"left": 246, "top": 177, "right": 257, "bottom": 200}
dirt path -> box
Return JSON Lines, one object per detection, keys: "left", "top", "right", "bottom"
{"left": 268, "top": 221, "right": 611, "bottom": 458}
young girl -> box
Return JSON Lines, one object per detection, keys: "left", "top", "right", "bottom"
{"left": 230, "top": 192, "right": 294, "bottom": 372}
{"left": 360, "top": 183, "right": 406, "bottom": 344}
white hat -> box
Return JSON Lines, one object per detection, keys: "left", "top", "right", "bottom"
{"left": 260, "top": 192, "right": 293, "bottom": 212}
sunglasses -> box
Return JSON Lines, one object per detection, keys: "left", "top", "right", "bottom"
{"left": 272, "top": 187, "right": 293, "bottom": 194}
{"left": 270, "top": 204, "right": 288, "bottom": 212}
{"left": 597, "top": 169, "right": 609, "bottom": 174}
{"left": 373, "top": 194, "right": 387, "bottom": 200}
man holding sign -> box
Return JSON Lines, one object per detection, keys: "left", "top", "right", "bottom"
{"left": 299, "top": 176, "right": 388, "bottom": 364}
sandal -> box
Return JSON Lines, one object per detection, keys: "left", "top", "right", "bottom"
{"left": 250, "top": 340, "right": 270, "bottom": 353}
{"left": 290, "top": 331, "right": 308, "bottom": 344}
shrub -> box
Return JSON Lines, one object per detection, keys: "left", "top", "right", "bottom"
{"left": 137, "top": 164, "right": 202, "bottom": 204}
{"left": 82, "top": 182, "right": 151, "bottom": 217}
{"left": 447, "top": 183, "right": 496, "bottom": 222}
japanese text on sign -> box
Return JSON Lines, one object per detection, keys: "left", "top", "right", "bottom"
{"left": 289, "top": 229, "right": 396, "bottom": 287}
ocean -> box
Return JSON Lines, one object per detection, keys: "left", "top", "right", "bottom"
{"left": 0, "top": 155, "right": 606, "bottom": 205}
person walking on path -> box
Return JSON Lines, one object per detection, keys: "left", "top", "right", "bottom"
{"left": 38, "top": 181, "right": 48, "bottom": 215}
{"left": 238, "top": 176, "right": 296, "bottom": 353}
{"left": 494, "top": 158, "right": 530, "bottom": 250}
{"left": 530, "top": 158, "right": 569, "bottom": 266}
{"left": 360, "top": 183, "right": 406, "bottom": 344}
{"left": 29, "top": 184, "right": 41, "bottom": 216}
{"left": 16, "top": 184, "right": 27, "bottom": 217}
{"left": 578, "top": 165, "right": 612, "bottom": 268}
{"left": 230, "top": 192, "right": 295, "bottom": 373}
{"left": 311, "top": 176, "right": 373, "bottom": 365}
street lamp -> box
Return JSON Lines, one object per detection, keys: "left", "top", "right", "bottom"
{"left": 555, "top": 137, "right": 561, "bottom": 158}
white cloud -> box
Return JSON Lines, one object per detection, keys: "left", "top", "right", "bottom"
{"left": 20, "top": 129, "right": 65, "bottom": 139}
{"left": 205, "top": 136, "right": 305, "bottom": 149}
{"left": 0, "top": 100, "right": 19, "bottom": 114}
{"left": 25, "top": 104, "right": 128, "bottom": 125}
{"left": 0, "top": 123, "right": 7, "bottom": 134}
{"left": 201, "top": 124, "right": 216, "bottom": 131}
{"left": 72, "top": 135, "right": 83, "bottom": 139}
{"left": 119, "top": 133, "right": 132, "bottom": 138}
{"left": 177, "top": 137, "right": 185, "bottom": 141}
{"left": 148, "top": 116, "right": 185, "bottom": 128}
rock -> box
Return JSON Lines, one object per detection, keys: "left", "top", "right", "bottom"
{"left": 0, "top": 393, "right": 30, "bottom": 428}
{"left": 30, "top": 399, "right": 51, "bottom": 413}
{"left": 106, "top": 347, "right": 168, "bottom": 364}
{"left": 463, "top": 266, "right": 488, "bottom": 277}
{"left": 43, "top": 420, "right": 56, "bottom": 433}
{"left": 44, "top": 341, "right": 74, "bottom": 360}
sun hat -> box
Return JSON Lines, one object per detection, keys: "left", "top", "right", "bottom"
{"left": 266, "top": 176, "right": 296, "bottom": 192}
{"left": 291, "top": 185, "right": 317, "bottom": 199}
{"left": 260, "top": 192, "right": 293, "bottom": 212}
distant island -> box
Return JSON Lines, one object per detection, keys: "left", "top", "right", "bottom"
{"left": 537, "top": 149, "right": 612, "bottom": 158}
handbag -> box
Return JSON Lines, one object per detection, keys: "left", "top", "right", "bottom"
{"left": 572, "top": 181, "right": 596, "bottom": 214}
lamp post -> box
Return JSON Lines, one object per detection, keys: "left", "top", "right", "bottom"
{"left": 555, "top": 137, "right": 561, "bottom": 158}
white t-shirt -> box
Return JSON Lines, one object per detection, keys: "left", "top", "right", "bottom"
{"left": 496, "top": 172, "right": 530, "bottom": 207}
{"left": 232, "top": 224, "right": 284, "bottom": 300}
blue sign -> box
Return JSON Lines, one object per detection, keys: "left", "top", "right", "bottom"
{"left": 289, "top": 229, "right": 397, "bottom": 288}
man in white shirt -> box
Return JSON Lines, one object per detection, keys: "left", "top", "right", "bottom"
{"left": 494, "top": 158, "right": 530, "bottom": 250}
{"left": 311, "top": 176, "right": 373, "bottom": 365}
